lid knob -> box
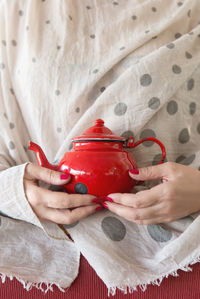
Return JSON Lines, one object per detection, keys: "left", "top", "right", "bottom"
{"left": 95, "top": 119, "right": 104, "bottom": 126}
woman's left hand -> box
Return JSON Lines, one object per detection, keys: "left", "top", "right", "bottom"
{"left": 104, "top": 162, "right": 200, "bottom": 225}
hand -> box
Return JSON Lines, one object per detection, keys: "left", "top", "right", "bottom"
{"left": 24, "top": 163, "right": 101, "bottom": 224}
{"left": 104, "top": 162, "right": 200, "bottom": 225}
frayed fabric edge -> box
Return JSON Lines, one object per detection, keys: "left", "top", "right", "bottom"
{"left": 107, "top": 255, "right": 200, "bottom": 296}
{"left": 0, "top": 272, "right": 67, "bottom": 293}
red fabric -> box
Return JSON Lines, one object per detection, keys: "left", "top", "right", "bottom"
{"left": 0, "top": 255, "right": 200, "bottom": 299}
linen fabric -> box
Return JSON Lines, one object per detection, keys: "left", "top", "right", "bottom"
{"left": 0, "top": 0, "right": 200, "bottom": 295}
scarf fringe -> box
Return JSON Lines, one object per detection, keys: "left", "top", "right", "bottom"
{"left": 0, "top": 272, "right": 66, "bottom": 293}
{"left": 107, "top": 256, "right": 200, "bottom": 296}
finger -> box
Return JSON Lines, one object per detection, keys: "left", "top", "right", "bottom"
{"left": 25, "top": 163, "right": 71, "bottom": 185}
{"left": 104, "top": 201, "right": 163, "bottom": 223}
{"left": 129, "top": 162, "right": 170, "bottom": 181}
{"left": 41, "top": 204, "right": 100, "bottom": 224}
{"left": 108, "top": 184, "right": 163, "bottom": 208}
{"left": 35, "top": 186, "right": 97, "bottom": 209}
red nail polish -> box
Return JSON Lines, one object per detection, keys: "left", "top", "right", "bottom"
{"left": 92, "top": 198, "right": 102, "bottom": 204}
{"left": 106, "top": 196, "right": 113, "bottom": 202}
{"left": 60, "top": 173, "right": 70, "bottom": 180}
{"left": 95, "top": 206, "right": 103, "bottom": 211}
{"left": 102, "top": 202, "right": 108, "bottom": 209}
{"left": 129, "top": 168, "right": 139, "bottom": 175}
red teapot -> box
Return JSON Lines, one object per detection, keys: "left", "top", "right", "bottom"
{"left": 28, "top": 119, "right": 166, "bottom": 197}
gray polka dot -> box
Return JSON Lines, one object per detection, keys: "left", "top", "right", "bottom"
{"left": 140, "top": 129, "right": 156, "bottom": 147}
{"left": 63, "top": 221, "right": 79, "bottom": 229}
{"left": 121, "top": 130, "right": 134, "bottom": 139}
{"left": 18, "top": 10, "right": 24, "bottom": 16}
{"left": 26, "top": 26, "right": 29, "bottom": 31}
{"left": 75, "top": 183, "right": 88, "bottom": 194}
{"left": 152, "top": 7, "right": 157, "bottom": 12}
{"left": 152, "top": 154, "right": 167, "bottom": 165}
{"left": 9, "top": 122, "right": 15, "bottom": 129}
{"left": 189, "top": 102, "right": 196, "bottom": 115}
{"left": 140, "top": 74, "right": 152, "bottom": 86}
{"left": 57, "top": 127, "right": 62, "bottom": 133}
{"left": 188, "top": 31, "right": 194, "bottom": 35}
{"left": 9, "top": 141, "right": 15, "bottom": 150}
{"left": 152, "top": 36, "right": 157, "bottom": 39}
{"left": 148, "top": 97, "right": 160, "bottom": 110}
{"left": 101, "top": 216, "right": 126, "bottom": 241}
{"left": 176, "top": 154, "right": 195, "bottom": 165}
{"left": 132, "top": 15, "right": 137, "bottom": 20}
{"left": 114, "top": 103, "right": 127, "bottom": 116}
{"left": 68, "top": 15, "right": 72, "bottom": 21}
{"left": 172, "top": 64, "right": 182, "bottom": 74}
{"left": 69, "top": 142, "right": 73, "bottom": 150}
{"left": 197, "top": 123, "right": 200, "bottom": 134}
{"left": 177, "top": 2, "right": 183, "bottom": 6}
{"left": 113, "top": 2, "right": 119, "bottom": 5}
{"left": 167, "top": 100, "right": 178, "bottom": 115}
{"left": 46, "top": 20, "right": 50, "bottom": 24}
{"left": 199, "top": 166, "right": 200, "bottom": 171}
{"left": 93, "top": 69, "right": 99, "bottom": 74}
{"left": 175, "top": 33, "right": 182, "bottom": 39}
{"left": 179, "top": 128, "right": 190, "bottom": 143}
{"left": 10, "top": 88, "right": 15, "bottom": 95}
{"left": 0, "top": 217, "right": 1, "bottom": 226}
{"left": 3, "top": 112, "right": 8, "bottom": 119}
{"left": 55, "top": 90, "right": 60, "bottom": 96}
{"left": 187, "top": 78, "right": 194, "bottom": 90}
{"left": 147, "top": 224, "right": 172, "bottom": 242}
{"left": 75, "top": 107, "right": 80, "bottom": 113}
{"left": 145, "top": 30, "right": 150, "bottom": 33}
{"left": 90, "top": 34, "right": 95, "bottom": 39}
{"left": 100, "top": 87, "right": 106, "bottom": 92}
{"left": 11, "top": 40, "right": 17, "bottom": 46}
{"left": 86, "top": 6, "right": 91, "bottom": 9}
{"left": 32, "top": 57, "right": 36, "bottom": 63}
{"left": 166, "top": 43, "right": 175, "bottom": 49}
{"left": 57, "top": 45, "right": 61, "bottom": 50}
{"left": 185, "top": 51, "right": 192, "bottom": 59}
{"left": 120, "top": 46, "right": 125, "bottom": 51}
{"left": 2, "top": 40, "right": 6, "bottom": 46}
{"left": 187, "top": 9, "right": 191, "bottom": 17}
{"left": 0, "top": 63, "right": 5, "bottom": 69}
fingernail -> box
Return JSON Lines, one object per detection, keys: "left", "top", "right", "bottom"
{"left": 95, "top": 206, "right": 103, "bottom": 211}
{"left": 102, "top": 202, "right": 108, "bottom": 209}
{"left": 92, "top": 197, "right": 102, "bottom": 204}
{"left": 129, "top": 168, "right": 139, "bottom": 175}
{"left": 60, "top": 173, "right": 70, "bottom": 180}
{"left": 105, "top": 196, "right": 113, "bottom": 202}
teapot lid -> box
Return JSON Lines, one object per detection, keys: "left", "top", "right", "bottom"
{"left": 71, "top": 119, "right": 125, "bottom": 142}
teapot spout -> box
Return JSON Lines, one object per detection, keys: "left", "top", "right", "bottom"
{"left": 28, "top": 141, "right": 58, "bottom": 171}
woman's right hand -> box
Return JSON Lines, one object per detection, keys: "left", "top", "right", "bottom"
{"left": 23, "top": 163, "right": 101, "bottom": 224}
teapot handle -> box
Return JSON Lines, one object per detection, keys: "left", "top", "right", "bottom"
{"left": 125, "top": 136, "right": 166, "bottom": 185}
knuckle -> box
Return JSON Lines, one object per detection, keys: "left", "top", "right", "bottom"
{"left": 132, "top": 210, "right": 140, "bottom": 221}
{"left": 165, "top": 162, "right": 176, "bottom": 174}
{"left": 134, "top": 200, "right": 142, "bottom": 208}
{"left": 46, "top": 169, "right": 56, "bottom": 183}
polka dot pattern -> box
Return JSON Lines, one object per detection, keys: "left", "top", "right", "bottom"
{"left": 197, "top": 123, "right": 200, "bottom": 134}
{"left": 140, "top": 129, "right": 156, "bottom": 147}
{"left": 179, "top": 128, "right": 190, "bottom": 143}
{"left": 9, "top": 141, "right": 15, "bottom": 150}
{"left": 114, "top": 103, "right": 127, "bottom": 116}
{"left": 175, "top": 33, "right": 182, "bottom": 39}
{"left": 75, "top": 107, "right": 80, "bottom": 113}
{"left": 148, "top": 97, "right": 160, "bottom": 110}
{"left": 11, "top": 40, "right": 17, "bottom": 46}
{"left": 166, "top": 43, "right": 175, "bottom": 49}
{"left": 63, "top": 221, "right": 79, "bottom": 229}
{"left": 185, "top": 51, "right": 192, "bottom": 59}
{"left": 9, "top": 122, "right": 15, "bottom": 129}
{"left": 55, "top": 90, "right": 60, "bottom": 96}
{"left": 101, "top": 217, "right": 126, "bottom": 241}
{"left": 172, "top": 64, "right": 181, "bottom": 74}
{"left": 100, "top": 87, "right": 106, "bottom": 92}
{"left": 147, "top": 224, "right": 172, "bottom": 242}
{"left": 0, "top": 63, "right": 5, "bottom": 70}
{"left": 132, "top": 15, "right": 137, "bottom": 20}
{"left": 121, "top": 130, "right": 134, "bottom": 139}
{"left": 189, "top": 102, "right": 196, "bottom": 115}
{"left": 167, "top": 100, "right": 178, "bottom": 115}
{"left": 176, "top": 154, "right": 195, "bottom": 165}
{"left": 140, "top": 74, "right": 152, "bottom": 86}
{"left": 187, "top": 78, "right": 194, "bottom": 90}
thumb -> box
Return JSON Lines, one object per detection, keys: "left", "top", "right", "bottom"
{"left": 129, "top": 163, "right": 166, "bottom": 181}
{"left": 25, "top": 163, "right": 71, "bottom": 185}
